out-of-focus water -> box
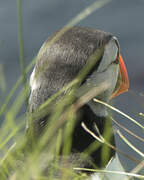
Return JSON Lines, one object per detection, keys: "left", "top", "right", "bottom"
{"left": 0, "top": 0, "right": 144, "bottom": 172}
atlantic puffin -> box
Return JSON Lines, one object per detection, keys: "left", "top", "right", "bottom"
{"left": 27, "top": 26, "right": 129, "bottom": 169}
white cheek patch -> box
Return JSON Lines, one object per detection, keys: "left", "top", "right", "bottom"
{"left": 85, "top": 37, "right": 119, "bottom": 117}
{"left": 97, "top": 37, "right": 118, "bottom": 72}
{"left": 88, "top": 64, "right": 119, "bottom": 117}
{"left": 30, "top": 68, "right": 39, "bottom": 91}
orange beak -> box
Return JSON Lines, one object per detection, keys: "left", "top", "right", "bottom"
{"left": 111, "top": 55, "right": 129, "bottom": 98}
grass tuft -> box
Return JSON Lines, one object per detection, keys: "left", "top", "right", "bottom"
{"left": 0, "top": 0, "right": 143, "bottom": 179}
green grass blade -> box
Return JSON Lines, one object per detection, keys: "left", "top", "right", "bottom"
{"left": 17, "top": 0, "right": 28, "bottom": 107}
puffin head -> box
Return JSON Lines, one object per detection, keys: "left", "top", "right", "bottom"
{"left": 83, "top": 36, "right": 129, "bottom": 117}
{"left": 28, "top": 26, "right": 129, "bottom": 134}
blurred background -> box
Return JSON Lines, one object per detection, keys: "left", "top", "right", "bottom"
{"left": 0, "top": 0, "right": 144, "bottom": 172}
